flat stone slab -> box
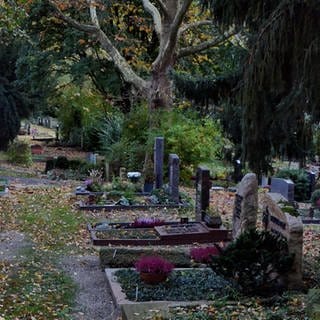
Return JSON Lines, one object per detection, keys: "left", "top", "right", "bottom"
{"left": 88, "top": 222, "right": 231, "bottom": 246}
{"left": 105, "top": 268, "right": 215, "bottom": 320}
{"left": 79, "top": 203, "right": 188, "bottom": 211}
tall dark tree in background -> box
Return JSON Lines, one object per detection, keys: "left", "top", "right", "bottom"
{"left": 202, "top": 0, "right": 320, "bottom": 174}
{"left": 0, "top": 2, "right": 35, "bottom": 150}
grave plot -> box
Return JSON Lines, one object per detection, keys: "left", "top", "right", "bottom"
{"left": 298, "top": 207, "right": 320, "bottom": 224}
{"left": 88, "top": 221, "right": 231, "bottom": 246}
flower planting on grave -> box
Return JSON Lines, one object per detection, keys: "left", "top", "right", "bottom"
{"left": 190, "top": 246, "right": 221, "bottom": 264}
{"left": 134, "top": 255, "right": 174, "bottom": 284}
{"left": 114, "top": 267, "right": 233, "bottom": 301}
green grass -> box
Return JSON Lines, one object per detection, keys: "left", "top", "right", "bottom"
{"left": 0, "top": 168, "right": 38, "bottom": 178}
{"left": 0, "top": 250, "right": 76, "bottom": 320}
{"left": 15, "top": 189, "right": 87, "bottom": 253}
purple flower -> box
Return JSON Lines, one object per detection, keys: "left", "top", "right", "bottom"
{"left": 134, "top": 256, "right": 174, "bottom": 275}
{"left": 131, "top": 217, "right": 165, "bottom": 228}
{"left": 85, "top": 179, "right": 93, "bottom": 186}
{"left": 190, "top": 246, "right": 220, "bottom": 263}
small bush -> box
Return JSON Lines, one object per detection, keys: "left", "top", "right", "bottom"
{"left": 134, "top": 256, "right": 174, "bottom": 275}
{"left": 311, "top": 189, "right": 320, "bottom": 207}
{"left": 210, "top": 229, "right": 294, "bottom": 296}
{"left": 7, "top": 140, "right": 32, "bottom": 166}
{"left": 55, "top": 156, "right": 69, "bottom": 169}
{"left": 190, "top": 246, "right": 220, "bottom": 264}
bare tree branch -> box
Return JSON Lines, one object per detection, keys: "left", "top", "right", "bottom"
{"left": 48, "top": 1, "right": 99, "bottom": 34}
{"left": 153, "top": 0, "right": 193, "bottom": 68}
{"left": 87, "top": 0, "right": 100, "bottom": 27}
{"left": 178, "top": 20, "right": 214, "bottom": 37}
{"left": 49, "top": 0, "right": 148, "bottom": 94}
{"left": 152, "top": 0, "right": 168, "bottom": 16}
{"left": 177, "top": 32, "right": 237, "bottom": 58}
{"left": 171, "top": 0, "right": 193, "bottom": 35}
{"left": 142, "top": 0, "right": 161, "bottom": 36}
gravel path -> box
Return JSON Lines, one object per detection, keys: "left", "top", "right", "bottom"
{"left": 60, "top": 255, "right": 120, "bottom": 320}
{"left": 0, "top": 231, "right": 120, "bottom": 320}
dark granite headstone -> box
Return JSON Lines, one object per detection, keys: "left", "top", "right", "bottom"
{"left": 270, "top": 178, "right": 294, "bottom": 202}
{"left": 154, "top": 137, "right": 164, "bottom": 189}
{"left": 195, "top": 166, "right": 211, "bottom": 222}
{"left": 306, "top": 171, "right": 316, "bottom": 200}
{"left": 168, "top": 154, "right": 179, "bottom": 203}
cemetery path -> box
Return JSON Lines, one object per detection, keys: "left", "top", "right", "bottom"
{"left": 60, "top": 255, "right": 120, "bottom": 320}
{"left": 0, "top": 230, "right": 120, "bottom": 320}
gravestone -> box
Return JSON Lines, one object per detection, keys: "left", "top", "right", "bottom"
{"left": 168, "top": 154, "right": 179, "bottom": 203}
{"left": 260, "top": 175, "right": 269, "bottom": 187}
{"left": 232, "top": 173, "right": 258, "bottom": 239}
{"left": 262, "top": 193, "right": 303, "bottom": 290}
{"left": 119, "top": 167, "right": 127, "bottom": 181}
{"left": 154, "top": 137, "right": 164, "bottom": 189}
{"left": 87, "top": 152, "right": 97, "bottom": 165}
{"left": 195, "top": 166, "right": 211, "bottom": 222}
{"left": 270, "top": 177, "right": 294, "bottom": 202}
{"left": 305, "top": 170, "right": 316, "bottom": 200}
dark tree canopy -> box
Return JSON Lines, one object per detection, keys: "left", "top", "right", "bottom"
{"left": 202, "top": 0, "right": 320, "bottom": 173}
{"left": 0, "top": 41, "right": 33, "bottom": 150}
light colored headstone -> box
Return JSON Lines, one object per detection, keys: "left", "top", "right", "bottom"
{"left": 119, "top": 167, "right": 127, "bottom": 181}
{"left": 232, "top": 173, "right": 258, "bottom": 239}
{"left": 261, "top": 192, "right": 303, "bottom": 290}
{"left": 270, "top": 177, "right": 294, "bottom": 201}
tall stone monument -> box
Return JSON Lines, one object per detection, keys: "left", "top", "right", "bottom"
{"left": 195, "top": 166, "right": 211, "bottom": 222}
{"left": 168, "top": 154, "right": 180, "bottom": 203}
{"left": 232, "top": 173, "right": 258, "bottom": 239}
{"left": 154, "top": 137, "right": 164, "bottom": 189}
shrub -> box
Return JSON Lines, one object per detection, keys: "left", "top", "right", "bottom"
{"left": 311, "top": 189, "right": 320, "bottom": 207}
{"left": 275, "top": 168, "right": 309, "bottom": 201}
{"left": 190, "top": 246, "right": 220, "bottom": 264}
{"left": 7, "top": 140, "right": 32, "bottom": 166}
{"left": 210, "top": 229, "right": 294, "bottom": 296}
{"left": 134, "top": 256, "right": 174, "bottom": 275}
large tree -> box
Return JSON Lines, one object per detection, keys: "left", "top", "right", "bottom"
{"left": 47, "top": 0, "right": 236, "bottom": 112}
{"left": 202, "top": 0, "right": 320, "bottom": 173}
{"left": 0, "top": 2, "right": 33, "bottom": 150}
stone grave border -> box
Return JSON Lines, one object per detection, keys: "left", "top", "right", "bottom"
{"left": 88, "top": 222, "right": 231, "bottom": 246}
{"left": 105, "top": 267, "right": 216, "bottom": 320}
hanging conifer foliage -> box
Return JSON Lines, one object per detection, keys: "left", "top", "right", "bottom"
{"left": 202, "top": 0, "right": 320, "bottom": 173}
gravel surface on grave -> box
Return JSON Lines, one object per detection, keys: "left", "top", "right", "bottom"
{"left": 0, "top": 231, "right": 119, "bottom": 320}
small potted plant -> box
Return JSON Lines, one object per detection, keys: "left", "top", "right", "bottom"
{"left": 203, "top": 207, "right": 222, "bottom": 228}
{"left": 134, "top": 256, "right": 174, "bottom": 285}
